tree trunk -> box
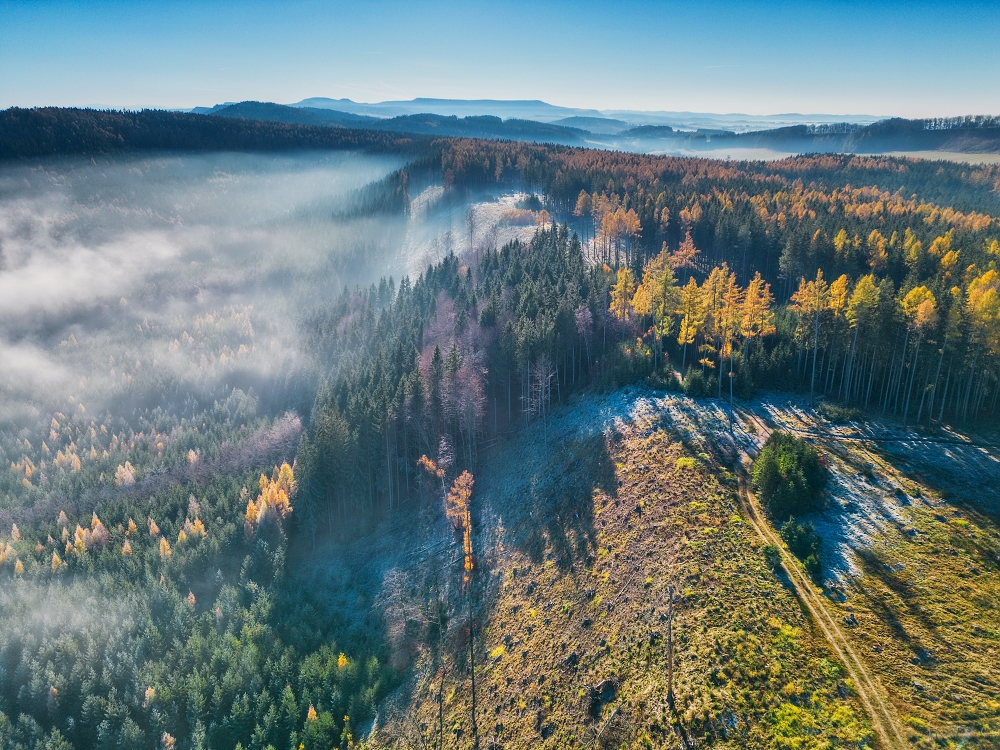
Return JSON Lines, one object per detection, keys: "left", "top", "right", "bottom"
{"left": 962, "top": 341, "right": 982, "bottom": 423}
{"left": 938, "top": 360, "right": 952, "bottom": 424}
{"left": 903, "top": 330, "right": 922, "bottom": 426}
{"left": 923, "top": 335, "right": 947, "bottom": 426}
{"left": 810, "top": 306, "right": 820, "bottom": 406}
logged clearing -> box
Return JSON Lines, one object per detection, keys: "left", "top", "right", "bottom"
{"left": 320, "top": 387, "right": 1000, "bottom": 749}
{"left": 369, "top": 390, "right": 873, "bottom": 749}
{"left": 731, "top": 402, "right": 1000, "bottom": 748}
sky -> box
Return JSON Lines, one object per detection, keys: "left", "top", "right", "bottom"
{"left": 2, "top": 0, "right": 998, "bottom": 117}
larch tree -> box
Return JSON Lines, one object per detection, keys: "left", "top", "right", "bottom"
{"left": 790, "top": 269, "right": 830, "bottom": 405}
{"left": 900, "top": 286, "right": 938, "bottom": 424}
{"left": 609, "top": 268, "right": 636, "bottom": 327}
{"left": 842, "top": 274, "right": 880, "bottom": 402}
{"left": 632, "top": 247, "right": 678, "bottom": 369}
{"left": 740, "top": 272, "right": 776, "bottom": 359}
{"left": 676, "top": 276, "right": 705, "bottom": 374}
{"left": 963, "top": 270, "right": 1000, "bottom": 421}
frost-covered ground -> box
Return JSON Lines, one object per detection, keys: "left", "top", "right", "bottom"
{"left": 298, "top": 385, "right": 1000, "bottom": 671}
{"left": 401, "top": 189, "right": 546, "bottom": 276}
{"left": 478, "top": 387, "right": 1000, "bottom": 585}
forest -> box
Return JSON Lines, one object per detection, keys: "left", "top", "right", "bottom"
{"left": 295, "top": 139, "right": 1000, "bottom": 532}
{"left": 0, "top": 108, "right": 429, "bottom": 159}
{"left": 1, "top": 115, "right": 999, "bottom": 748}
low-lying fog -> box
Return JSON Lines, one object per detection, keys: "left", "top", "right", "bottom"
{"left": 0, "top": 151, "right": 477, "bottom": 444}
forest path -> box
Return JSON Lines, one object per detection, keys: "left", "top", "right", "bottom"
{"left": 736, "top": 472, "right": 907, "bottom": 750}
{"left": 648, "top": 393, "right": 908, "bottom": 747}
{"left": 731, "top": 411, "right": 908, "bottom": 750}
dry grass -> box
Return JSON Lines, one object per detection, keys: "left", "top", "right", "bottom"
{"left": 828, "top": 496, "right": 1000, "bottom": 747}
{"left": 370, "top": 393, "right": 873, "bottom": 749}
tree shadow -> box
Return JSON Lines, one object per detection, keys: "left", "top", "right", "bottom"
{"left": 855, "top": 547, "right": 939, "bottom": 662}
{"left": 508, "top": 433, "right": 615, "bottom": 570}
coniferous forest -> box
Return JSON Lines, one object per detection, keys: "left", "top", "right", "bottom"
{"left": 0, "top": 111, "right": 999, "bottom": 749}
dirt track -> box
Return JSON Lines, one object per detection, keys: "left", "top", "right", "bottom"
{"left": 732, "top": 412, "right": 907, "bottom": 750}
{"left": 737, "top": 473, "right": 906, "bottom": 749}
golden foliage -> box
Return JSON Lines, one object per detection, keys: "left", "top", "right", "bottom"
{"left": 609, "top": 268, "right": 636, "bottom": 322}
{"left": 417, "top": 454, "right": 445, "bottom": 478}
{"left": 114, "top": 461, "right": 136, "bottom": 487}
{"left": 446, "top": 471, "right": 476, "bottom": 583}
{"left": 245, "top": 463, "right": 295, "bottom": 532}
{"left": 159, "top": 537, "right": 171, "bottom": 559}
{"left": 902, "top": 286, "right": 939, "bottom": 330}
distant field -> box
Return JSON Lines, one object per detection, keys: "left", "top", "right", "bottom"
{"left": 884, "top": 150, "right": 1000, "bottom": 164}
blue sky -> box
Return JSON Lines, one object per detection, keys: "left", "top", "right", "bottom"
{"left": 2, "top": 0, "right": 998, "bottom": 116}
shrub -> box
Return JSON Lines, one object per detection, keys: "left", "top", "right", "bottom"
{"left": 818, "top": 401, "right": 863, "bottom": 423}
{"left": 681, "top": 367, "right": 713, "bottom": 397}
{"left": 751, "top": 432, "right": 826, "bottom": 519}
{"left": 780, "top": 519, "right": 823, "bottom": 582}
{"left": 762, "top": 544, "right": 781, "bottom": 569}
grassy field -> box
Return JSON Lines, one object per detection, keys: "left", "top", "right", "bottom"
{"left": 370, "top": 391, "right": 874, "bottom": 749}
{"left": 727, "top": 398, "right": 1000, "bottom": 749}
{"left": 820, "top": 440, "right": 1000, "bottom": 748}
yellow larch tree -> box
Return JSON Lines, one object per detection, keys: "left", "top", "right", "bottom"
{"left": 676, "top": 276, "right": 706, "bottom": 374}
{"left": 245, "top": 462, "right": 295, "bottom": 533}
{"left": 609, "top": 268, "right": 636, "bottom": 325}
{"left": 740, "top": 272, "right": 776, "bottom": 359}
{"left": 790, "top": 269, "right": 830, "bottom": 405}
{"left": 901, "top": 286, "right": 938, "bottom": 423}
{"left": 632, "top": 246, "right": 678, "bottom": 369}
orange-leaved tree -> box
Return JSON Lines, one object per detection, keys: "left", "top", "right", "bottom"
{"left": 419, "top": 457, "right": 480, "bottom": 748}
{"left": 245, "top": 462, "right": 295, "bottom": 533}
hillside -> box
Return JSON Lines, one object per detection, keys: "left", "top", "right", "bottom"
{"left": 357, "top": 387, "right": 1000, "bottom": 748}
{"left": 2, "top": 122, "right": 999, "bottom": 749}
{"left": 362, "top": 390, "right": 874, "bottom": 748}
{"left": 691, "top": 118, "right": 1000, "bottom": 155}
{"left": 208, "top": 101, "right": 588, "bottom": 144}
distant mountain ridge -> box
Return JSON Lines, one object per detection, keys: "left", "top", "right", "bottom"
{"left": 290, "top": 97, "right": 605, "bottom": 122}
{"left": 209, "top": 101, "right": 588, "bottom": 144}
{"left": 207, "top": 101, "right": 1000, "bottom": 155}
{"left": 3, "top": 106, "right": 1000, "bottom": 161}
{"left": 667, "top": 117, "right": 1000, "bottom": 154}
{"left": 187, "top": 97, "right": 886, "bottom": 132}
{"left": 0, "top": 107, "right": 428, "bottom": 160}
